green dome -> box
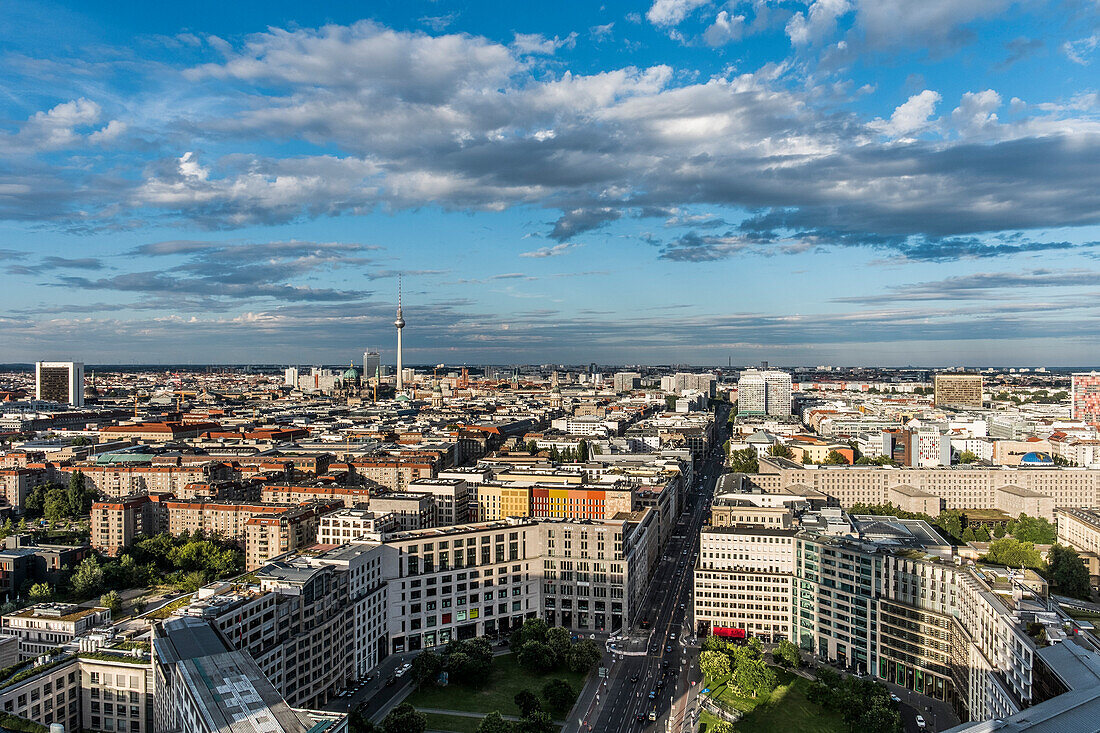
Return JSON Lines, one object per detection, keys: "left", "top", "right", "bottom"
{"left": 343, "top": 365, "right": 360, "bottom": 380}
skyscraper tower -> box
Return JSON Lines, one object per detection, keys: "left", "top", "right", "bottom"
{"left": 395, "top": 277, "right": 406, "bottom": 391}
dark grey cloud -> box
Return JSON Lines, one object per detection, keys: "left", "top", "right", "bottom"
{"left": 1000, "top": 36, "right": 1043, "bottom": 69}
{"left": 549, "top": 208, "right": 622, "bottom": 242}
{"left": 46, "top": 239, "right": 377, "bottom": 303}
{"left": 6, "top": 255, "right": 105, "bottom": 275}
{"left": 834, "top": 269, "right": 1100, "bottom": 304}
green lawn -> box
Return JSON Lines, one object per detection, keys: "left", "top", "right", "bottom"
{"left": 406, "top": 653, "right": 587, "bottom": 717}
{"left": 703, "top": 669, "right": 846, "bottom": 733}
{"left": 421, "top": 712, "right": 482, "bottom": 733}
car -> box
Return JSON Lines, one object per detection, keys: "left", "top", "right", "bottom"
{"left": 648, "top": 690, "right": 657, "bottom": 699}
{"left": 679, "top": 603, "right": 686, "bottom": 609}
{"left": 670, "top": 633, "right": 677, "bottom": 640}
{"left": 665, "top": 645, "right": 673, "bottom": 653}
{"left": 662, "top": 660, "right": 670, "bottom": 669}
{"left": 394, "top": 663, "right": 412, "bottom": 677}
{"left": 630, "top": 674, "right": 639, "bottom": 683}
{"left": 915, "top": 715, "right": 926, "bottom": 730}
{"left": 890, "top": 694, "right": 901, "bottom": 703}
{"left": 656, "top": 678, "right": 663, "bottom": 689}
{"left": 648, "top": 709, "right": 658, "bottom": 722}
{"left": 635, "top": 714, "right": 645, "bottom": 724}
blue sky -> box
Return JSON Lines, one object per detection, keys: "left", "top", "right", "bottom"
{"left": 2, "top": 0, "right": 1100, "bottom": 366}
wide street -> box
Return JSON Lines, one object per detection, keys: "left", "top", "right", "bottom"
{"left": 580, "top": 403, "right": 729, "bottom": 733}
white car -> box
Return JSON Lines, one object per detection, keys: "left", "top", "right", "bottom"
{"left": 394, "top": 663, "right": 412, "bottom": 678}
{"left": 915, "top": 714, "right": 926, "bottom": 730}
{"left": 890, "top": 694, "right": 901, "bottom": 703}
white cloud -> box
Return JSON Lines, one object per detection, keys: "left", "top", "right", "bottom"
{"left": 787, "top": 0, "right": 851, "bottom": 46}
{"left": 520, "top": 243, "right": 579, "bottom": 258}
{"left": 646, "top": 0, "right": 709, "bottom": 27}
{"left": 951, "top": 89, "right": 1002, "bottom": 137}
{"left": 853, "top": 0, "right": 1014, "bottom": 50}
{"left": 512, "top": 32, "right": 578, "bottom": 55}
{"left": 871, "top": 89, "right": 941, "bottom": 138}
{"left": 1064, "top": 34, "right": 1099, "bottom": 65}
{"left": 703, "top": 11, "right": 746, "bottom": 47}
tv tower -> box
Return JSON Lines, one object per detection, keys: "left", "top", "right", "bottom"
{"left": 395, "top": 275, "right": 406, "bottom": 391}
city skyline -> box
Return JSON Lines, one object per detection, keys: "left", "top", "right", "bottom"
{"left": 3, "top": 1, "right": 1100, "bottom": 365}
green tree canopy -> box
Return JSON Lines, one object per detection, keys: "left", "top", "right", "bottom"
{"left": 477, "top": 712, "right": 513, "bottom": 733}
{"left": 1048, "top": 543, "right": 1092, "bottom": 600}
{"left": 984, "top": 538, "right": 1045, "bottom": 569}
{"left": 728, "top": 447, "right": 758, "bottom": 473}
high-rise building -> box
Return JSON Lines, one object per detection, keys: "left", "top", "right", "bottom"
{"left": 934, "top": 373, "right": 984, "bottom": 408}
{"left": 613, "top": 371, "right": 641, "bottom": 393}
{"left": 1072, "top": 372, "right": 1100, "bottom": 422}
{"left": 736, "top": 369, "right": 791, "bottom": 416}
{"left": 284, "top": 366, "right": 299, "bottom": 387}
{"left": 35, "top": 361, "right": 84, "bottom": 406}
{"left": 363, "top": 350, "right": 381, "bottom": 381}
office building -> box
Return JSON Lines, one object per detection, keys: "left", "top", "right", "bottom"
{"left": 363, "top": 350, "right": 381, "bottom": 382}
{"left": 35, "top": 361, "right": 84, "bottom": 407}
{"left": 1, "top": 603, "right": 111, "bottom": 659}
{"left": 934, "top": 373, "right": 984, "bottom": 408}
{"left": 152, "top": 616, "right": 346, "bottom": 733}
{"left": 613, "top": 372, "right": 641, "bottom": 393}
{"left": 1072, "top": 372, "right": 1100, "bottom": 422}
{"left": 737, "top": 369, "right": 792, "bottom": 417}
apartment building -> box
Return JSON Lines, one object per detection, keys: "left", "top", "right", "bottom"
{"left": 260, "top": 483, "right": 373, "bottom": 507}
{"left": 244, "top": 503, "right": 339, "bottom": 570}
{"left": 91, "top": 494, "right": 168, "bottom": 555}
{"left": 407, "top": 477, "right": 472, "bottom": 524}
{"left": 476, "top": 484, "right": 532, "bottom": 520}
{"left": 349, "top": 458, "right": 436, "bottom": 491}
{"left": 0, "top": 468, "right": 51, "bottom": 509}
{"left": 316, "top": 508, "right": 397, "bottom": 545}
{"left": 65, "top": 463, "right": 233, "bottom": 498}
{"left": 368, "top": 493, "right": 436, "bottom": 531}
{"left": 934, "top": 374, "right": 984, "bottom": 409}
{"left": 0, "top": 603, "right": 111, "bottom": 659}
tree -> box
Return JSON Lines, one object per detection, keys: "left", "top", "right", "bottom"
{"left": 975, "top": 526, "right": 991, "bottom": 542}
{"left": 100, "top": 590, "right": 122, "bottom": 615}
{"left": 70, "top": 556, "right": 104, "bottom": 598}
{"left": 411, "top": 650, "right": 443, "bottom": 688}
{"left": 938, "top": 511, "right": 963, "bottom": 539}
{"left": 732, "top": 657, "right": 776, "bottom": 698}
{"left": 984, "top": 538, "right": 1045, "bottom": 569}
{"left": 545, "top": 627, "right": 571, "bottom": 661}
{"left": 517, "top": 641, "right": 557, "bottom": 674}
{"left": 512, "top": 617, "right": 549, "bottom": 647}
{"left": 768, "top": 443, "right": 793, "bottom": 459}
{"left": 578, "top": 440, "right": 589, "bottom": 462}
{"left": 823, "top": 450, "right": 849, "bottom": 465}
{"left": 350, "top": 704, "right": 379, "bottom": 733}
{"left": 514, "top": 712, "right": 555, "bottom": 733}
{"left": 513, "top": 690, "right": 542, "bottom": 718}
{"left": 957, "top": 450, "right": 979, "bottom": 464}
{"left": 1049, "top": 544, "right": 1092, "bottom": 600}
{"left": 961, "top": 526, "right": 977, "bottom": 542}
{"left": 565, "top": 639, "right": 601, "bottom": 673}
{"left": 728, "top": 448, "right": 758, "bottom": 474}
{"left": 699, "top": 650, "right": 731, "bottom": 681}
{"left": 132, "top": 599, "right": 147, "bottom": 615}
{"left": 180, "top": 570, "right": 208, "bottom": 592}
{"left": 527, "top": 441, "right": 539, "bottom": 455}
{"left": 1010, "top": 514, "right": 1057, "bottom": 544}
{"left": 773, "top": 639, "right": 801, "bottom": 668}
{"left": 27, "top": 583, "right": 52, "bottom": 603}
{"left": 746, "top": 637, "right": 764, "bottom": 658}
{"left": 380, "top": 703, "right": 425, "bottom": 733}
{"left": 542, "top": 679, "right": 575, "bottom": 712}
{"left": 478, "top": 712, "right": 513, "bottom": 733}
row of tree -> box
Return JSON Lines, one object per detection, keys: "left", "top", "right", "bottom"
{"left": 526, "top": 441, "right": 590, "bottom": 463}
{"left": 698, "top": 636, "right": 777, "bottom": 700}
{"left": 806, "top": 666, "right": 902, "bottom": 733}
{"left": 23, "top": 471, "right": 98, "bottom": 522}
{"left": 510, "top": 618, "right": 602, "bottom": 675}
{"left": 22, "top": 531, "right": 244, "bottom": 606}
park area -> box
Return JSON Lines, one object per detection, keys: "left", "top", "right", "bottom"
{"left": 405, "top": 651, "right": 586, "bottom": 718}
{"left": 701, "top": 668, "right": 846, "bottom": 733}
